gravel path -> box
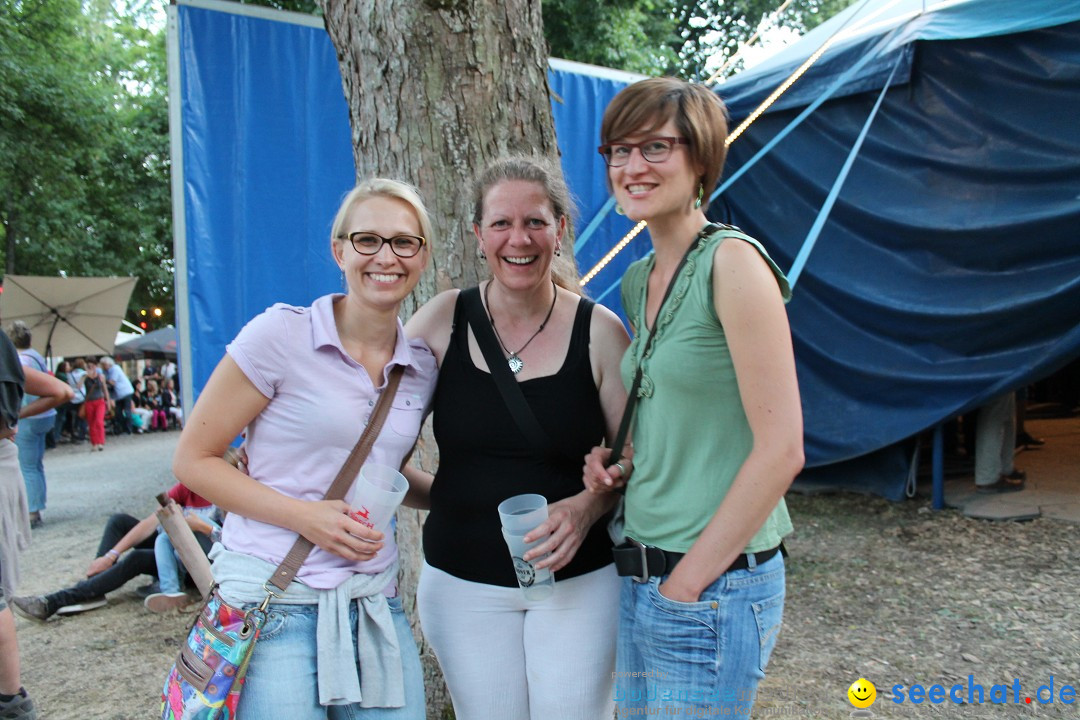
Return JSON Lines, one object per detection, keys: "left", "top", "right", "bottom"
{"left": 11, "top": 424, "right": 1080, "bottom": 719}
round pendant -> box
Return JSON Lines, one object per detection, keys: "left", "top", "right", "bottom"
{"left": 507, "top": 354, "right": 524, "bottom": 375}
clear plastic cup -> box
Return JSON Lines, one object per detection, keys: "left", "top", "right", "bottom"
{"left": 348, "top": 463, "right": 408, "bottom": 535}
{"left": 497, "top": 494, "right": 554, "bottom": 600}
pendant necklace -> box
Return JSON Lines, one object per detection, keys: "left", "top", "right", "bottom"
{"left": 484, "top": 279, "right": 557, "bottom": 375}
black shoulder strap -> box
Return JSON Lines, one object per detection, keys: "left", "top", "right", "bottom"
{"left": 459, "top": 286, "right": 552, "bottom": 451}
{"left": 609, "top": 223, "right": 721, "bottom": 470}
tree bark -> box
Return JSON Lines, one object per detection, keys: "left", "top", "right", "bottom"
{"left": 318, "top": 0, "right": 559, "bottom": 715}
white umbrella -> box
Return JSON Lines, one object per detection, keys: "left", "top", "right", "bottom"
{"left": 0, "top": 275, "right": 138, "bottom": 361}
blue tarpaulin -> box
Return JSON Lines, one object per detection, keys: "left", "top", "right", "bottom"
{"left": 170, "top": 0, "right": 1080, "bottom": 500}
{"left": 713, "top": 0, "right": 1080, "bottom": 496}
{"left": 168, "top": 0, "right": 644, "bottom": 411}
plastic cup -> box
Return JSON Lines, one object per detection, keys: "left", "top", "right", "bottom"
{"left": 348, "top": 463, "right": 408, "bottom": 535}
{"left": 497, "top": 494, "right": 555, "bottom": 600}
{"left": 497, "top": 493, "right": 548, "bottom": 534}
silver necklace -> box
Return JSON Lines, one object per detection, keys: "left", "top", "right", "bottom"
{"left": 483, "top": 280, "right": 557, "bottom": 375}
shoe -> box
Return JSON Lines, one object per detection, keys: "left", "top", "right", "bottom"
{"left": 1016, "top": 431, "right": 1045, "bottom": 448}
{"left": 976, "top": 477, "right": 1025, "bottom": 494}
{"left": 1005, "top": 469, "right": 1027, "bottom": 482}
{"left": 96, "top": 445, "right": 104, "bottom": 452}
{"left": 54, "top": 597, "right": 108, "bottom": 616}
{"left": 0, "top": 687, "right": 38, "bottom": 720}
{"left": 28, "top": 512, "right": 42, "bottom": 529}
{"left": 10, "top": 596, "right": 53, "bottom": 623}
{"left": 145, "top": 592, "right": 193, "bottom": 613}
{"left": 135, "top": 581, "right": 160, "bottom": 599}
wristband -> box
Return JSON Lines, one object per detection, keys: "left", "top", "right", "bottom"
{"left": 105, "top": 549, "right": 120, "bottom": 561}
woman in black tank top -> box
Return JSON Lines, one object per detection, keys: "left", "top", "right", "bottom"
{"left": 404, "top": 157, "right": 630, "bottom": 720}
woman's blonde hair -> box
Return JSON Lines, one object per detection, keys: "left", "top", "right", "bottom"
{"left": 330, "top": 178, "right": 433, "bottom": 248}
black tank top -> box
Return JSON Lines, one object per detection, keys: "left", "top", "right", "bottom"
{"left": 423, "top": 290, "right": 613, "bottom": 586}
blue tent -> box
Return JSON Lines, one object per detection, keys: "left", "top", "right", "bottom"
{"left": 169, "top": 0, "right": 1080, "bottom": 500}
{"left": 711, "top": 0, "right": 1080, "bottom": 497}
{"left": 168, "top": 0, "right": 645, "bottom": 411}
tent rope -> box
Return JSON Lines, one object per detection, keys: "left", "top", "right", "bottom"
{"left": 787, "top": 52, "right": 903, "bottom": 288}
{"left": 580, "top": 0, "right": 878, "bottom": 288}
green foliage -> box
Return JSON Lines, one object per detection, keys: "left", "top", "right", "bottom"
{"left": 543, "top": 0, "right": 859, "bottom": 81}
{"left": 0, "top": 0, "right": 173, "bottom": 325}
{"left": 542, "top": 0, "right": 678, "bottom": 77}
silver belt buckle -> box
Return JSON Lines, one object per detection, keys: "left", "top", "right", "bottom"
{"left": 628, "top": 537, "right": 650, "bottom": 583}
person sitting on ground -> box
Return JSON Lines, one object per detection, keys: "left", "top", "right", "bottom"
{"left": 145, "top": 380, "right": 168, "bottom": 431}
{"left": 146, "top": 495, "right": 221, "bottom": 613}
{"left": 161, "top": 378, "right": 183, "bottom": 429}
{"left": 9, "top": 482, "right": 216, "bottom": 622}
{"left": 130, "top": 380, "right": 153, "bottom": 433}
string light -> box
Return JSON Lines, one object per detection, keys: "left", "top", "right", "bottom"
{"left": 580, "top": 221, "right": 647, "bottom": 286}
{"left": 580, "top": 0, "right": 851, "bottom": 288}
{"left": 726, "top": 35, "right": 837, "bottom": 145}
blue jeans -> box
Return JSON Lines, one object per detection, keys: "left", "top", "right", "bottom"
{"left": 154, "top": 509, "right": 217, "bottom": 593}
{"left": 615, "top": 552, "right": 785, "bottom": 715}
{"left": 236, "top": 596, "right": 425, "bottom": 720}
{"left": 15, "top": 414, "right": 53, "bottom": 513}
{"left": 154, "top": 532, "right": 185, "bottom": 593}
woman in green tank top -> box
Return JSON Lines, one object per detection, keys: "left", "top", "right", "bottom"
{"left": 584, "top": 77, "right": 805, "bottom": 717}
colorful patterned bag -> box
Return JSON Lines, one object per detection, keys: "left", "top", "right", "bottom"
{"left": 160, "top": 588, "right": 268, "bottom": 720}
{"left": 160, "top": 366, "right": 404, "bottom": 719}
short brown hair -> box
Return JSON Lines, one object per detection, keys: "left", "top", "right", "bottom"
{"left": 600, "top": 77, "right": 730, "bottom": 200}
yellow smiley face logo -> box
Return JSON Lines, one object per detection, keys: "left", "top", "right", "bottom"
{"left": 848, "top": 678, "right": 877, "bottom": 708}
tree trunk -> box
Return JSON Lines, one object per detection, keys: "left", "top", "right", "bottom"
{"left": 318, "top": 1, "right": 559, "bottom": 715}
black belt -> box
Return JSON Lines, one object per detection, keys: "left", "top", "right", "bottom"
{"left": 613, "top": 540, "right": 784, "bottom": 583}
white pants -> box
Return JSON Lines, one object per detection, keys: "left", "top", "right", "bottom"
{"left": 418, "top": 562, "right": 619, "bottom": 720}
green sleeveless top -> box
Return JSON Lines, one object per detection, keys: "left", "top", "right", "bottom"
{"left": 620, "top": 225, "right": 794, "bottom": 553}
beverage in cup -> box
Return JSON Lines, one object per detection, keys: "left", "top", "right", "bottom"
{"left": 497, "top": 493, "right": 555, "bottom": 600}
{"left": 348, "top": 463, "right": 408, "bottom": 536}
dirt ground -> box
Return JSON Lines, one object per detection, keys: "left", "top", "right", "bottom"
{"left": 11, "top": 423, "right": 1080, "bottom": 719}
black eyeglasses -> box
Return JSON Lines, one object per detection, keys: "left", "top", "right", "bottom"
{"left": 597, "top": 136, "right": 689, "bottom": 167}
{"left": 340, "top": 231, "right": 427, "bottom": 258}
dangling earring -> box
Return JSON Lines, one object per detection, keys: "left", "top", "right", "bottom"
{"left": 554, "top": 246, "right": 562, "bottom": 257}
{"left": 615, "top": 203, "right": 625, "bottom": 216}
{"left": 340, "top": 271, "right": 347, "bottom": 291}
{"left": 479, "top": 250, "right": 486, "bottom": 260}
{"left": 694, "top": 183, "right": 705, "bottom": 209}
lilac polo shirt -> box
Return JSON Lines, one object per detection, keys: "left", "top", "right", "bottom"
{"left": 223, "top": 294, "right": 437, "bottom": 590}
